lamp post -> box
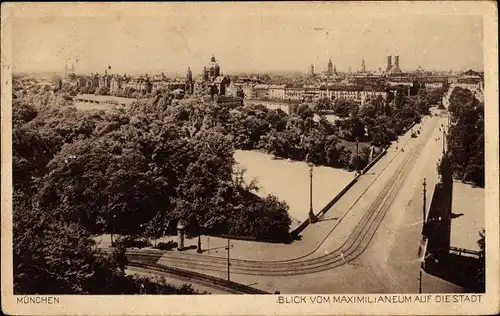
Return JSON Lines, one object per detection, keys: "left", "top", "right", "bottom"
{"left": 197, "top": 235, "right": 202, "bottom": 253}
{"left": 422, "top": 178, "right": 427, "bottom": 236}
{"left": 308, "top": 163, "right": 317, "bottom": 224}
{"left": 110, "top": 214, "right": 117, "bottom": 247}
{"left": 442, "top": 129, "right": 446, "bottom": 155}
{"left": 420, "top": 178, "right": 427, "bottom": 294}
{"left": 356, "top": 136, "right": 360, "bottom": 174}
{"left": 226, "top": 237, "right": 231, "bottom": 282}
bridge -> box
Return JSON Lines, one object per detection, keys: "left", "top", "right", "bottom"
{"left": 73, "top": 94, "right": 136, "bottom": 106}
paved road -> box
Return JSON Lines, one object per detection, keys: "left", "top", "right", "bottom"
{"left": 125, "top": 112, "right": 462, "bottom": 293}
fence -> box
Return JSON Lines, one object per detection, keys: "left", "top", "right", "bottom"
{"left": 449, "top": 246, "right": 481, "bottom": 258}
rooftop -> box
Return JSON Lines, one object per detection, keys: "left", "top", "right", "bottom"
{"left": 253, "top": 84, "right": 270, "bottom": 89}
{"left": 387, "top": 64, "right": 403, "bottom": 75}
{"left": 269, "top": 84, "right": 286, "bottom": 89}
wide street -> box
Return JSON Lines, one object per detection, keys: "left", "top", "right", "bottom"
{"left": 123, "top": 110, "right": 462, "bottom": 293}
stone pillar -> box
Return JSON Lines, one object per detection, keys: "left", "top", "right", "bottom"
{"left": 177, "top": 220, "right": 187, "bottom": 251}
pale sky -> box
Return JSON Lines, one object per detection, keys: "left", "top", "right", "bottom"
{"left": 11, "top": 3, "right": 484, "bottom": 75}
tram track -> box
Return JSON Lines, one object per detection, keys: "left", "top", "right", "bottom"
{"left": 126, "top": 118, "right": 439, "bottom": 276}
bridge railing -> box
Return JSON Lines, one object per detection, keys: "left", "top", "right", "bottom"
{"left": 449, "top": 246, "right": 481, "bottom": 258}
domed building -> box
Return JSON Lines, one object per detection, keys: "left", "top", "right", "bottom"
{"left": 194, "top": 54, "right": 231, "bottom": 100}
{"left": 208, "top": 55, "right": 221, "bottom": 80}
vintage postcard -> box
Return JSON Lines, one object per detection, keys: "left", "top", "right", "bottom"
{"left": 1, "top": 1, "right": 499, "bottom": 315}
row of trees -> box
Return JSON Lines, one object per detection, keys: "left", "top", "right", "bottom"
{"left": 446, "top": 87, "right": 484, "bottom": 187}
{"left": 215, "top": 88, "right": 435, "bottom": 171}
{"left": 165, "top": 98, "right": 371, "bottom": 171}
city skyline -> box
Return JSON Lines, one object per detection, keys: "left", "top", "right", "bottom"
{"left": 12, "top": 4, "right": 484, "bottom": 75}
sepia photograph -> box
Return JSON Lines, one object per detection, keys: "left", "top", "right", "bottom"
{"left": 1, "top": 2, "right": 498, "bottom": 315}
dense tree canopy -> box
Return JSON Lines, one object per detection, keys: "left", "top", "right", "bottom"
{"left": 12, "top": 88, "right": 293, "bottom": 294}
{"left": 12, "top": 80, "right": 442, "bottom": 293}
{"left": 446, "top": 87, "right": 484, "bottom": 187}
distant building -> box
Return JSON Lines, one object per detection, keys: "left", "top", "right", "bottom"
{"left": 285, "top": 87, "right": 304, "bottom": 101}
{"left": 185, "top": 67, "right": 194, "bottom": 94}
{"left": 451, "top": 70, "right": 483, "bottom": 96}
{"left": 386, "top": 55, "right": 403, "bottom": 76}
{"left": 76, "top": 77, "right": 87, "bottom": 87}
{"left": 247, "top": 80, "right": 387, "bottom": 106}
{"left": 252, "top": 84, "right": 270, "bottom": 99}
{"left": 98, "top": 70, "right": 112, "bottom": 89}
{"left": 386, "top": 56, "right": 393, "bottom": 72}
{"left": 361, "top": 59, "right": 366, "bottom": 73}
{"left": 195, "top": 55, "right": 231, "bottom": 98}
{"left": 421, "top": 76, "right": 448, "bottom": 89}
{"left": 214, "top": 75, "right": 231, "bottom": 96}
{"left": 303, "top": 84, "right": 322, "bottom": 101}
{"left": 226, "top": 77, "right": 256, "bottom": 98}
{"left": 309, "top": 64, "right": 315, "bottom": 76}
{"left": 327, "top": 58, "right": 334, "bottom": 75}
{"left": 110, "top": 76, "right": 123, "bottom": 94}
{"left": 268, "top": 85, "right": 286, "bottom": 99}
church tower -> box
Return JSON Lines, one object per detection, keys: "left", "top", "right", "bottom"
{"left": 361, "top": 59, "right": 366, "bottom": 73}
{"left": 327, "top": 58, "right": 333, "bottom": 75}
{"left": 309, "top": 63, "right": 315, "bottom": 76}
{"left": 186, "top": 67, "right": 193, "bottom": 94}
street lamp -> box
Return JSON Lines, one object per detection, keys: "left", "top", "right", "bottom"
{"left": 110, "top": 214, "right": 117, "bottom": 247}
{"left": 222, "top": 234, "right": 234, "bottom": 282}
{"left": 197, "top": 235, "right": 202, "bottom": 253}
{"left": 356, "top": 136, "right": 360, "bottom": 174}
{"left": 308, "top": 162, "right": 317, "bottom": 224}
{"left": 420, "top": 178, "right": 427, "bottom": 294}
{"left": 227, "top": 237, "right": 231, "bottom": 282}
{"left": 442, "top": 130, "right": 445, "bottom": 154}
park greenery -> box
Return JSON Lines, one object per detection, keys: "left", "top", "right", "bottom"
{"left": 446, "top": 87, "right": 484, "bottom": 187}
{"left": 12, "top": 76, "right": 445, "bottom": 294}
{"left": 12, "top": 88, "right": 290, "bottom": 293}
{"left": 228, "top": 87, "right": 444, "bottom": 170}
